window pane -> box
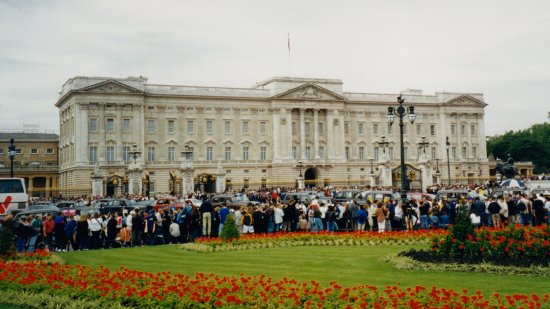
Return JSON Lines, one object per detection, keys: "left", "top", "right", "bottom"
{"left": 123, "top": 119, "right": 130, "bottom": 132}
{"left": 187, "top": 121, "right": 194, "bottom": 134}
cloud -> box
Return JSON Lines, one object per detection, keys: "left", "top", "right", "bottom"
{"left": 0, "top": 0, "right": 549, "bottom": 135}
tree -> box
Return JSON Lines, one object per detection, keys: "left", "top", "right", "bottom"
{"left": 219, "top": 214, "right": 240, "bottom": 241}
{"left": 487, "top": 122, "right": 550, "bottom": 173}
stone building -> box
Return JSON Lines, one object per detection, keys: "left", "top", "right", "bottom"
{"left": 55, "top": 76, "right": 489, "bottom": 196}
{"left": 0, "top": 131, "right": 59, "bottom": 198}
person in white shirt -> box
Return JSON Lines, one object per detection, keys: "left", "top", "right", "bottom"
{"left": 498, "top": 196, "right": 509, "bottom": 227}
{"left": 274, "top": 204, "right": 284, "bottom": 232}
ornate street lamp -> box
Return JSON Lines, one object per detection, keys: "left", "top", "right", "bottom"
{"left": 297, "top": 161, "right": 303, "bottom": 177}
{"left": 377, "top": 135, "right": 389, "bottom": 154}
{"left": 129, "top": 144, "right": 141, "bottom": 165}
{"left": 181, "top": 145, "right": 194, "bottom": 166}
{"left": 8, "top": 138, "right": 16, "bottom": 178}
{"left": 418, "top": 136, "right": 429, "bottom": 155}
{"left": 446, "top": 136, "right": 451, "bottom": 185}
{"left": 369, "top": 158, "right": 374, "bottom": 174}
{"left": 387, "top": 95, "right": 416, "bottom": 203}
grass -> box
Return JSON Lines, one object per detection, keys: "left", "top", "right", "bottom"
{"left": 58, "top": 244, "right": 548, "bottom": 295}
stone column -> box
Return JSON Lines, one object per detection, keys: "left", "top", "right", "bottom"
{"left": 180, "top": 154, "right": 194, "bottom": 196}
{"left": 300, "top": 108, "right": 306, "bottom": 160}
{"left": 91, "top": 176, "right": 103, "bottom": 197}
{"left": 286, "top": 109, "right": 292, "bottom": 160}
{"left": 296, "top": 176, "right": 305, "bottom": 190}
{"left": 28, "top": 177, "right": 34, "bottom": 197}
{"left": 327, "top": 110, "right": 334, "bottom": 161}
{"left": 336, "top": 110, "right": 346, "bottom": 161}
{"left": 128, "top": 169, "right": 143, "bottom": 196}
{"left": 313, "top": 109, "right": 320, "bottom": 159}
{"left": 45, "top": 177, "right": 51, "bottom": 199}
{"left": 215, "top": 161, "right": 226, "bottom": 193}
{"left": 98, "top": 104, "right": 106, "bottom": 162}
{"left": 272, "top": 109, "right": 281, "bottom": 161}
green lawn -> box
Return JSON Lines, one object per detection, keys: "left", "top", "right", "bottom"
{"left": 59, "top": 244, "right": 547, "bottom": 295}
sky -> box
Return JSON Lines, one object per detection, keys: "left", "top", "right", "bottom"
{"left": 1, "top": 0, "right": 549, "bottom": 136}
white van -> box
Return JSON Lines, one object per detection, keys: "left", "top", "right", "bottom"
{"left": 0, "top": 178, "right": 29, "bottom": 216}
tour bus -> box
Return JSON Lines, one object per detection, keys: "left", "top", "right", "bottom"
{"left": 0, "top": 178, "right": 29, "bottom": 217}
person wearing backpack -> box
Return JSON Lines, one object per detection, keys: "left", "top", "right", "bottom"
{"left": 241, "top": 210, "right": 254, "bottom": 234}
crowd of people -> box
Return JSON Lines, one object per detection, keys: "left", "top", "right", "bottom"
{"left": 1, "top": 182, "right": 549, "bottom": 254}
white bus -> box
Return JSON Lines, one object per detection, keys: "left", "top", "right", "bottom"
{"left": 0, "top": 178, "right": 29, "bottom": 216}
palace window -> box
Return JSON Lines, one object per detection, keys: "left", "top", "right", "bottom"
{"left": 187, "top": 120, "right": 194, "bottom": 134}
{"left": 167, "top": 120, "right": 175, "bottom": 134}
{"left": 471, "top": 124, "right": 476, "bottom": 135}
{"left": 373, "top": 123, "right": 379, "bottom": 135}
{"left": 224, "top": 146, "right": 232, "bottom": 161}
{"left": 242, "top": 146, "right": 249, "bottom": 161}
{"left": 123, "top": 146, "right": 130, "bottom": 162}
{"left": 319, "top": 146, "right": 325, "bottom": 159}
{"left": 106, "top": 146, "right": 115, "bottom": 162}
{"left": 106, "top": 119, "right": 114, "bottom": 132}
{"left": 89, "top": 118, "right": 98, "bottom": 132}
{"left": 122, "top": 119, "right": 130, "bottom": 132}
{"left": 224, "top": 120, "right": 231, "bottom": 134}
{"left": 305, "top": 146, "right": 311, "bottom": 159}
{"left": 242, "top": 121, "right": 249, "bottom": 134}
{"left": 260, "top": 121, "right": 267, "bottom": 134}
{"left": 206, "top": 147, "right": 213, "bottom": 161}
{"left": 260, "top": 147, "right": 267, "bottom": 161}
{"left": 206, "top": 120, "right": 213, "bottom": 134}
{"left": 358, "top": 146, "right": 365, "bottom": 161}
{"left": 147, "top": 147, "right": 156, "bottom": 162}
{"left": 358, "top": 123, "right": 364, "bottom": 135}
{"left": 416, "top": 124, "right": 421, "bottom": 135}
{"left": 318, "top": 122, "right": 324, "bottom": 134}
{"left": 430, "top": 125, "right": 436, "bottom": 136}
{"left": 147, "top": 120, "right": 155, "bottom": 133}
{"left": 89, "top": 146, "right": 97, "bottom": 162}
{"left": 168, "top": 147, "right": 175, "bottom": 162}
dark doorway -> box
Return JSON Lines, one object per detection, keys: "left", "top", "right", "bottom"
{"left": 304, "top": 168, "right": 318, "bottom": 188}
{"left": 106, "top": 182, "right": 115, "bottom": 197}
{"left": 196, "top": 174, "right": 216, "bottom": 193}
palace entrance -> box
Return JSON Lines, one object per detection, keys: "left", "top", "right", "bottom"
{"left": 391, "top": 164, "right": 421, "bottom": 191}
{"left": 304, "top": 167, "right": 319, "bottom": 188}
{"left": 196, "top": 174, "right": 216, "bottom": 193}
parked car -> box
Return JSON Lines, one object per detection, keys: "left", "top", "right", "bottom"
{"left": 14, "top": 209, "right": 58, "bottom": 222}
{"left": 98, "top": 199, "right": 139, "bottom": 215}
{"left": 333, "top": 190, "right": 365, "bottom": 206}
{"left": 210, "top": 194, "right": 258, "bottom": 209}
{"left": 489, "top": 188, "right": 526, "bottom": 199}
{"left": 362, "top": 190, "right": 395, "bottom": 202}
{"left": 27, "top": 204, "right": 60, "bottom": 212}
{"left": 435, "top": 190, "right": 469, "bottom": 202}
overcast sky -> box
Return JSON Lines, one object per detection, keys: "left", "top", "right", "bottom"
{"left": 1, "top": 0, "right": 549, "bottom": 136}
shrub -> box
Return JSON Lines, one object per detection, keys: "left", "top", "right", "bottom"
{"left": 0, "top": 226, "right": 15, "bottom": 257}
{"left": 219, "top": 214, "right": 240, "bottom": 241}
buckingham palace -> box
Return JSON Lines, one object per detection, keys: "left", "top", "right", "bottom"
{"left": 55, "top": 76, "right": 489, "bottom": 196}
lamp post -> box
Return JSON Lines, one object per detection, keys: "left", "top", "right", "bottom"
{"left": 418, "top": 136, "right": 429, "bottom": 156}
{"left": 129, "top": 144, "right": 141, "bottom": 165}
{"left": 446, "top": 136, "right": 451, "bottom": 185}
{"left": 8, "top": 138, "right": 16, "bottom": 178}
{"left": 387, "top": 95, "right": 416, "bottom": 203}
{"left": 378, "top": 135, "right": 389, "bottom": 155}
{"left": 369, "top": 158, "right": 374, "bottom": 174}
{"left": 297, "top": 161, "right": 303, "bottom": 177}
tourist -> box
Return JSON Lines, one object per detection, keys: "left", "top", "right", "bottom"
{"left": 75, "top": 214, "right": 89, "bottom": 250}
{"left": 42, "top": 214, "right": 55, "bottom": 251}
{"left": 356, "top": 205, "right": 367, "bottom": 231}
{"left": 54, "top": 212, "right": 67, "bottom": 252}
{"left": 487, "top": 198, "right": 501, "bottom": 228}
{"left": 376, "top": 202, "right": 388, "bottom": 233}
{"left": 199, "top": 199, "right": 213, "bottom": 237}
{"left": 241, "top": 210, "right": 254, "bottom": 234}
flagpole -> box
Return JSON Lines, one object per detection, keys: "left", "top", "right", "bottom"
{"left": 288, "top": 33, "right": 292, "bottom": 77}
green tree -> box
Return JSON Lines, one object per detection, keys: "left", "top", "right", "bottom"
{"left": 487, "top": 122, "right": 550, "bottom": 173}
{"left": 220, "top": 214, "right": 240, "bottom": 241}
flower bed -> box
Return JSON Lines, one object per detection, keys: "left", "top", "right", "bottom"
{"left": 428, "top": 225, "right": 550, "bottom": 267}
{"left": 0, "top": 260, "right": 548, "bottom": 308}
{"left": 183, "top": 230, "right": 448, "bottom": 252}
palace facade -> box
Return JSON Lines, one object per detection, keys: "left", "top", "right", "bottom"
{"left": 55, "top": 76, "right": 489, "bottom": 196}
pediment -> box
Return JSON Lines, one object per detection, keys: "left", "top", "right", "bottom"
{"left": 271, "top": 83, "right": 347, "bottom": 101}
{"left": 444, "top": 95, "right": 487, "bottom": 107}
{"left": 78, "top": 80, "right": 143, "bottom": 94}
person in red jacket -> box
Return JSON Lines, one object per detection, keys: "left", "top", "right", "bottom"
{"left": 42, "top": 214, "right": 55, "bottom": 251}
